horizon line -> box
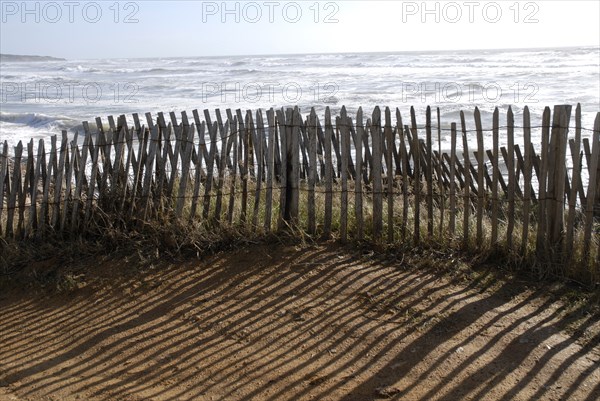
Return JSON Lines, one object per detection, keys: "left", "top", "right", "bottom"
{"left": 2, "top": 44, "right": 597, "bottom": 62}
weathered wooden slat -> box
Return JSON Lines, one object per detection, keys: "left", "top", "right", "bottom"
{"left": 203, "top": 121, "right": 219, "bottom": 220}
{"left": 425, "top": 107, "right": 434, "bottom": 238}
{"left": 460, "top": 111, "right": 470, "bottom": 248}
{"left": 71, "top": 133, "right": 91, "bottom": 232}
{"left": 506, "top": 107, "right": 516, "bottom": 250}
{"left": 410, "top": 107, "right": 421, "bottom": 244}
{"left": 156, "top": 122, "right": 172, "bottom": 211}
{"left": 276, "top": 108, "right": 288, "bottom": 230}
{"left": 204, "top": 109, "right": 224, "bottom": 173}
{"left": 400, "top": 124, "right": 410, "bottom": 239}
{"left": 530, "top": 144, "right": 541, "bottom": 192}
{"left": 6, "top": 142, "right": 23, "bottom": 237}
{"left": 108, "top": 115, "right": 117, "bottom": 132}
{"left": 565, "top": 105, "right": 582, "bottom": 262}
{"left": 290, "top": 107, "right": 301, "bottom": 223}
{"left": 51, "top": 132, "right": 68, "bottom": 229}
{"left": 169, "top": 111, "right": 179, "bottom": 129}
{"left": 449, "top": 123, "right": 457, "bottom": 235}
{"left": 190, "top": 122, "right": 206, "bottom": 222}
{"left": 372, "top": 107, "right": 383, "bottom": 241}
{"left": 166, "top": 123, "right": 183, "bottom": 202}
{"left": 252, "top": 110, "right": 264, "bottom": 228}
{"left": 315, "top": 115, "right": 326, "bottom": 181}
{"left": 392, "top": 126, "right": 402, "bottom": 176}
{"left": 307, "top": 108, "right": 318, "bottom": 235}
{"left": 447, "top": 153, "right": 466, "bottom": 189}
{"left": 192, "top": 110, "right": 210, "bottom": 169}
{"left": 467, "top": 160, "right": 482, "bottom": 197}
{"left": 339, "top": 109, "right": 349, "bottom": 242}
{"left": 118, "top": 127, "right": 135, "bottom": 214}
{"left": 98, "top": 129, "right": 112, "bottom": 198}
{"left": 364, "top": 118, "right": 373, "bottom": 182}
{"left": 24, "top": 139, "right": 46, "bottom": 237}
{"left": 568, "top": 139, "right": 587, "bottom": 206}
{"left": 272, "top": 110, "right": 283, "bottom": 182}
{"left": 223, "top": 115, "right": 236, "bottom": 224}
{"left": 385, "top": 107, "right": 394, "bottom": 243}
{"left": 246, "top": 110, "right": 259, "bottom": 179}
{"left": 221, "top": 110, "right": 235, "bottom": 172}
{"left": 132, "top": 113, "right": 141, "bottom": 135}
{"left": 436, "top": 108, "right": 445, "bottom": 236}
{"left": 258, "top": 109, "right": 270, "bottom": 180}
{"left": 18, "top": 140, "right": 35, "bottom": 238}
{"left": 239, "top": 112, "right": 251, "bottom": 223}
{"left": 175, "top": 122, "right": 195, "bottom": 218}
{"left": 521, "top": 106, "right": 533, "bottom": 256}
{"left": 355, "top": 108, "right": 364, "bottom": 240}
{"left": 549, "top": 106, "right": 572, "bottom": 251}
{"left": 181, "top": 111, "right": 197, "bottom": 167}
{"left": 434, "top": 150, "right": 451, "bottom": 188}
{"left": 583, "top": 112, "right": 600, "bottom": 260}
{"left": 84, "top": 132, "right": 101, "bottom": 227}
{"left": 236, "top": 112, "right": 247, "bottom": 217}
{"left": 514, "top": 145, "right": 533, "bottom": 199}
{"left": 265, "top": 109, "right": 276, "bottom": 231}
{"left": 0, "top": 141, "right": 8, "bottom": 236}
{"left": 95, "top": 117, "right": 105, "bottom": 135}
{"left": 361, "top": 116, "right": 373, "bottom": 182}
{"left": 299, "top": 117, "right": 310, "bottom": 180}
{"left": 474, "top": 151, "right": 493, "bottom": 191}
{"left": 123, "top": 122, "right": 139, "bottom": 185}
{"left": 213, "top": 114, "right": 229, "bottom": 222}
{"left": 486, "top": 148, "right": 508, "bottom": 196}
{"left": 474, "top": 107, "right": 485, "bottom": 247}
{"left": 141, "top": 125, "right": 159, "bottom": 220}
{"left": 536, "top": 107, "right": 552, "bottom": 258}
{"left": 344, "top": 117, "right": 357, "bottom": 180}
{"left": 330, "top": 113, "right": 342, "bottom": 179}
{"left": 499, "top": 146, "right": 522, "bottom": 199}
{"left": 214, "top": 109, "right": 232, "bottom": 171}
{"left": 89, "top": 130, "right": 104, "bottom": 207}
{"left": 110, "top": 127, "right": 126, "bottom": 205}
{"left": 128, "top": 125, "right": 148, "bottom": 218}
{"left": 118, "top": 114, "right": 129, "bottom": 132}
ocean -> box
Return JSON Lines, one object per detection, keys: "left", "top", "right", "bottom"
{"left": 1, "top": 46, "right": 599, "bottom": 151}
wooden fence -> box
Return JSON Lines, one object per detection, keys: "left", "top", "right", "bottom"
{"left": 1, "top": 104, "right": 599, "bottom": 271}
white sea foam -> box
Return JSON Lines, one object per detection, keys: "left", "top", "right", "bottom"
{"left": 0, "top": 46, "right": 598, "bottom": 151}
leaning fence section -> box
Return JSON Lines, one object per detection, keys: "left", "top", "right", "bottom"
{"left": 0, "top": 104, "right": 599, "bottom": 278}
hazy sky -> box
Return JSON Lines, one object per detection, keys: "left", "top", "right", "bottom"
{"left": 0, "top": 0, "right": 599, "bottom": 59}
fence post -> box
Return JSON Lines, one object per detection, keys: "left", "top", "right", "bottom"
{"left": 283, "top": 107, "right": 300, "bottom": 225}
{"left": 546, "top": 105, "right": 572, "bottom": 260}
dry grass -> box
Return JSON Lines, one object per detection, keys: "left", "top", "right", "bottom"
{"left": 1, "top": 174, "right": 599, "bottom": 292}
